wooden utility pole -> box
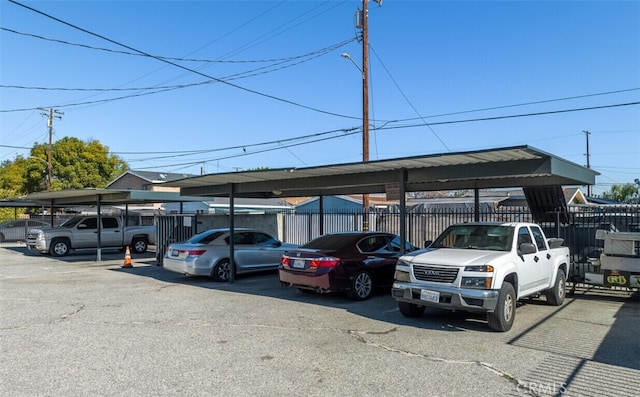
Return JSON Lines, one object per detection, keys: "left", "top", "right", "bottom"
{"left": 361, "top": 0, "right": 370, "bottom": 231}
{"left": 348, "top": 0, "right": 381, "bottom": 231}
{"left": 40, "top": 108, "right": 63, "bottom": 191}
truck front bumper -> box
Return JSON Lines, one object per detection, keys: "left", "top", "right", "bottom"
{"left": 26, "top": 239, "right": 49, "bottom": 254}
{"left": 392, "top": 281, "right": 499, "bottom": 312}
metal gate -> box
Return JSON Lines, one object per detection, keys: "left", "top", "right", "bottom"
{"left": 155, "top": 214, "right": 198, "bottom": 265}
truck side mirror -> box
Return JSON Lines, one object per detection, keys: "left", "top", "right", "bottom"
{"left": 518, "top": 242, "right": 536, "bottom": 255}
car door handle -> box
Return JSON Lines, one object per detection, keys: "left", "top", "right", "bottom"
{"left": 546, "top": 253, "right": 551, "bottom": 260}
{"left": 534, "top": 256, "right": 539, "bottom": 262}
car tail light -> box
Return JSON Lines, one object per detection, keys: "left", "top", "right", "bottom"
{"left": 184, "top": 249, "right": 206, "bottom": 257}
{"left": 310, "top": 257, "right": 340, "bottom": 268}
{"left": 281, "top": 256, "right": 290, "bottom": 266}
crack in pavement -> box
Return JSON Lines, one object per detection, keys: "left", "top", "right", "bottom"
{"left": 0, "top": 302, "right": 85, "bottom": 331}
{"left": 347, "top": 328, "right": 538, "bottom": 396}
{"left": 215, "top": 322, "right": 534, "bottom": 394}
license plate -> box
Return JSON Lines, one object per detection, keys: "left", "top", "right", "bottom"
{"left": 420, "top": 289, "right": 440, "bottom": 303}
{"left": 171, "top": 249, "right": 179, "bottom": 257}
{"left": 292, "top": 259, "right": 306, "bottom": 269}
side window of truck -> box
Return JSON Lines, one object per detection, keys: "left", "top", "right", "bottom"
{"left": 102, "top": 218, "right": 119, "bottom": 229}
{"left": 530, "top": 226, "right": 547, "bottom": 251}
{"left": 517, "top": 227, "right": 533, "bottom": 247}
{"left": 81, "top": 218, "right": 98, "bottom": 229}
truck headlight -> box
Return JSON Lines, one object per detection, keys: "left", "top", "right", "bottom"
{"left": 396, "top": 259, "right": 411, "bottom": 267}
{"left": 395, "top": 269, "right": 411, "bottom": 282}
{"left": 461, "top": 277, "right": 492, "bottom": 288}
{"left": 464, "top": 265, "right": 494, "bottom": 272}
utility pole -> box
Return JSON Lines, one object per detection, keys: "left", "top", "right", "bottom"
{"left": 584, "top": 130, "right": 591, "bottom": 197}
{"left": 40, "top": 108, "right": 63, "bottom": 191}
{"left": 360, "top": 0, "right": 379, "bottom": 231}
{"left": 348, "top": 0, "right": 380, "bottom": 231}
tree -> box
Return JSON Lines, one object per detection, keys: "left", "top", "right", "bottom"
{"left": 24, "top": 137, "right": 128, "bottom": 192}
{"left": 602, "top": 182, "right": 639, "bottom": 204}
{"left": 0, "top": 158, "right": 29, "bottom": 194}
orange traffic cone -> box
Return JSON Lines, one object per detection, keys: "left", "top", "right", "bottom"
{"left": 122, "top": 246, "right": 133, "bottom": 268}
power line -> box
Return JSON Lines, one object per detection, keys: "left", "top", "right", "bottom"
{"left": 1, "top": 26, "right": 355, "bottom": 64}
{"left": 369, "top": 44, "right": 450, "bottom": 151}
{"left": 375, "top": 101, "right": 640, "bottom": 131}
{"left": 7, "top": 0, "right": 358, "bottom": 120}
{"left": 123, "top": 101, "right": 640, "bottom": 170}
{"left": 2, "top": 100, "right": 636, "bottom": 158}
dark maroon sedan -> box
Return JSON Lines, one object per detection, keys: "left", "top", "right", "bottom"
{"left": 279, "top": 232, "right": 418, "bottom": 300}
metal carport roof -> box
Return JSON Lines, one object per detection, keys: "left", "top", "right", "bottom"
{"left": 162, "top": 145, "right": 599, "bottom": 197}
{"left": 8, "top": 146, "right": 598, "bottom": 270}
{"left": 17, "top": 189, "right": 206, "bottom": 206}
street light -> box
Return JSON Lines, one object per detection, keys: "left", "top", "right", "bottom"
{"left": 341, "top": 53, "right": 363, "bottom": 74}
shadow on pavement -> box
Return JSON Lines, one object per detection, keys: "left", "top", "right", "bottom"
{"left": 111, "top": 262, "right": 496, "bottom": 333}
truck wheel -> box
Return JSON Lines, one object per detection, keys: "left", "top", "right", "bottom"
{"left": 131, "top": 238, "right": 148, "bottom": 254}
{"left": 211, "top": 259, "right": 231, "bottom": 282}
{"left": 544, "top": 269, "right": 566, "bottom": 306}
{"left": 49, "top": 239, "right": 70, "bottom": 257}
{"left": 347, "top": 270, "right": 373, "bottom": 300}
{"left": 398, "top": 301, "right": 426, "bottom": 317}
{"left": 487, "top": 282, "right": 516, "bottom": 332}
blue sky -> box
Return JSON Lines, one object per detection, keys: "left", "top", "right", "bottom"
{"left": 1, "top": 0, "right": 639, "bottom": 196}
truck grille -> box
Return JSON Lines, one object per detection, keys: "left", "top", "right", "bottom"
{"left": 413, "top": 265, "right": 458, "bottom": 283}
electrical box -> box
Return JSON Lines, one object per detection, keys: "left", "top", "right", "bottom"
{"left": 355, "top": 9, "right": 363, "bottom": 29}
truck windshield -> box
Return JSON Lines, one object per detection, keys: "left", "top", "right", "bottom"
{"left": 431, "top": 225, "right": 514, "bottom": 251}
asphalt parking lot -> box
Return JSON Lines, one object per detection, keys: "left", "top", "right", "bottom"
{"left": 1, "top": 243, "right": 638, "bottom": 397}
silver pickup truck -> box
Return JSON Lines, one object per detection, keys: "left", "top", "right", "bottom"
{"left": 27, "top": 215, "right": 156, "bottom": 257}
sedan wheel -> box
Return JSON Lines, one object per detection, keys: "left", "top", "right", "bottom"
{"left": 211, "top": 259, "right": 231, "bottom": 282}
{"left": 348, "top": 271, "right": 373, "bottom": 300}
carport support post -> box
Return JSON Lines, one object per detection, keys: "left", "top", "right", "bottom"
{"left": 96, "top": 196, "right": 102, "bottom": 262}
{"left": 400, "top": 169, "right": 407, "bottom": 254}
{"left": 49, "top": 199, "right": 55, "bottom": 226}
{"left": 474, "top": 188, "right": 480, "bottom": 222}
{"left": 319, "top": 195, "right": 324, "bottom": 236}
{"left": 229, "top": 183, "right": 235, "bottom": 284}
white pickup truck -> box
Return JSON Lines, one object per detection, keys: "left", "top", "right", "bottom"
{"left": 27, "top": 215, "right": 156, "bottom": 257}
{"left": 392, "top": 222, "right": 570, "bottom": 331}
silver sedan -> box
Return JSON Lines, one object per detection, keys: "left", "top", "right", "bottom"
{"left": 163, "top": 228, "right": 298, "bottom": 281}
{"left": 0, "top": 219, "right": 50, "bottom": 242}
